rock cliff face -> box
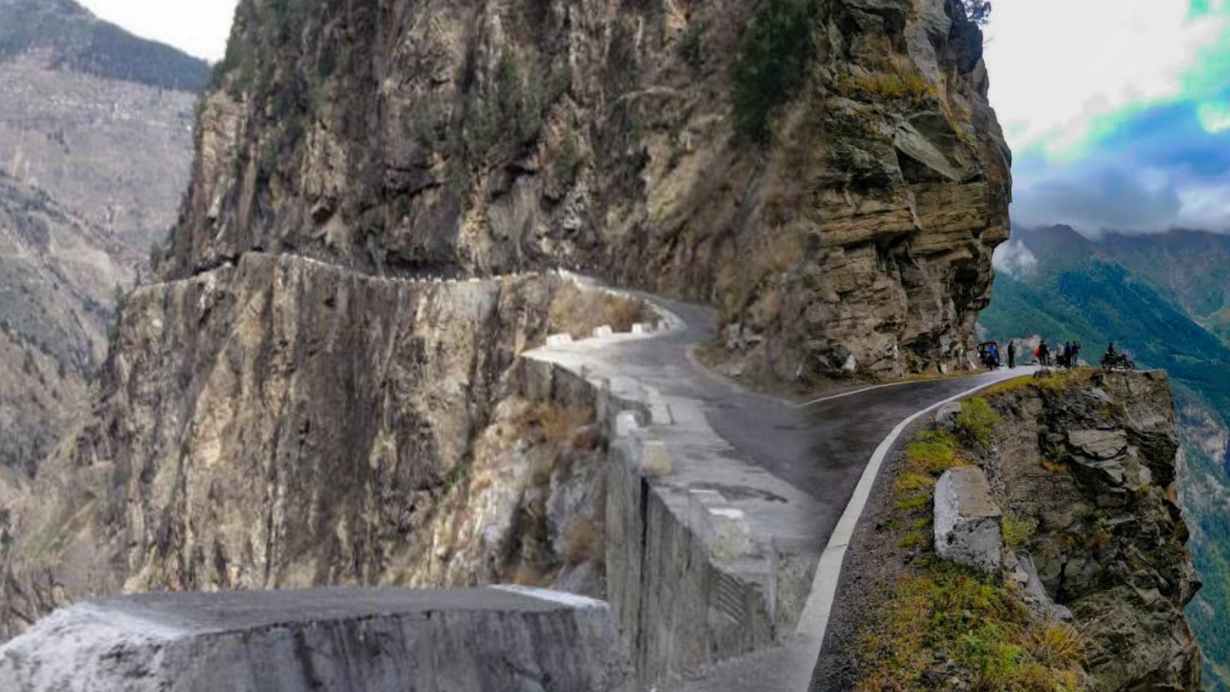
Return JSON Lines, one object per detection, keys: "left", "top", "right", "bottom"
{"left": 0, "top": 255, "right": 623, "bottom": 640}
{"left": 986, "top": 371, "right": 1200, "bottom": 689}
{"left": 173, "top": 0, "right": 1010, "bottom": 380}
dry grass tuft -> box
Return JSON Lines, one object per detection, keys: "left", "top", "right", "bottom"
{"left": 548, "top": 284, "right": 656, "bottom": 340}
{"left": 841, "top": 69, "right": 933, "bottom": 103}
{"left": 564, "top": 518, "right": 602, "bottom": 567}
{"left": 515, "top": 402, "right": 595, "bottom": 446}
{"left": 985, "top": 369, "right": 1097, "bottom": 399}
{"left": 1022, "top": 622, "right": 1088, "bottom": 668}
{"left": 858, "top": 561, "right": 1086, "bottom": 691}
{"left": 511, "top": 562, "right": 552, "bottom": 587}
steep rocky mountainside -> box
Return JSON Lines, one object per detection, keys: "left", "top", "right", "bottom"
{"left": 1, "top": 0, "right": 1014, "bottom": 661}
{"left": 0, "top": 255, "right": 628, "bottom": 640}
{"left": 824, "top": 371, "right": 1200, "bottom": 690}
{"left": 0, "top": 0, "right": 205, "bottom": 474}
{"left": 175, "top": 0, "right": 1011, "bottom": 380}
{"left": 0, "top": 53, "right": 200, "bottom": 251}
{"left": 981, "top": 225, "right": 1230, "bottom": 686}
{"left": 991, "top": 226, "right": 1230, "bottom": 352}
{"left": 0, "top": 172, "right": 133, "bottom": 474}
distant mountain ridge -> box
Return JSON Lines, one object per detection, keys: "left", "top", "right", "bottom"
{"left": 0, "top": 0, "right": 210, "bottom": 92}
{"left": 1001, "top": 225, "right": 1230, "bottom": 346}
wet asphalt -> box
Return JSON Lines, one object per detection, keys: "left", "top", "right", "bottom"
{"left": 617, "top": 295, "right": 1022, "bottom": 544}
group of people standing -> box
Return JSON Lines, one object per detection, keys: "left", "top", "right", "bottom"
{"left": 1030, "top": 340, "right": 1081, "bottom": 369}
{"left": 982, "top": 339, "right": 1091, "bottom": 370}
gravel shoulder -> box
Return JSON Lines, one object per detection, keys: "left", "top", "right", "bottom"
{"left": 808, "top": 418, "right": 933, "bottom": 691}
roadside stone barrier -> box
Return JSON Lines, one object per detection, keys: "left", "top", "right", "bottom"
{"left": 934, "top": 466, "right": 1003, "bottom": 572}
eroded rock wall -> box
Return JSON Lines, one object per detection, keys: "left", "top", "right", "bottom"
{"left": 170, "top": 0, "right": 1010, "bottom": 379}
{"left": 988, "top": 371, "right": 1201, "bottom": 690}
{"left": 0, "top": 254, "right": 612, "bottom": 640}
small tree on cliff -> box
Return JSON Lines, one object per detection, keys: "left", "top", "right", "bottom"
{"left": 962, "top": 0, "right": 992, "bottom": 25}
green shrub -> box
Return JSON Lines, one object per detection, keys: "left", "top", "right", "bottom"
{"left": 956, "top": 397, "right": 1000, "bottom": 447}
{"left": 904, "top": 430, "right": 963, "bottom": 475}
{"left": 731, "top": 0, "right": 816, "bottom": 143}
{"left": 1003, "top": 514, "right": 1038, "bottom": 548}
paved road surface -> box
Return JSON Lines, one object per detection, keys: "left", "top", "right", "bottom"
{"left": 618, "top": 295, "right": 1021, "bottom": 561}
{"left": 594, "top": 294, "right": 1026, "bottom": 691}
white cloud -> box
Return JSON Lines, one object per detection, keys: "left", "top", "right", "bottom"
{"left": 984, "top": 1, "right": 1228, "bottom": 157}
{"left": 79, "top": 0, "right": 239, "bottom": 62}
{"left": 993, "top": 240, "right": 1039, "bottom": 278}
{"left": 1176, "top": 178, "right": 1230, "bottom": 229}
{"left": 1198, "top": 101, "right": 1230, "bottom": 133}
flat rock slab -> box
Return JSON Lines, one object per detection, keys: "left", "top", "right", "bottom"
{"left": 1067, "top": 429, "right": 1128, "bottom": 460}
{"left": 0, "top": 586, "right": 629, "bottom": 692}
{"left": 934, "top": 467, "right": 1002, "bottom": 573}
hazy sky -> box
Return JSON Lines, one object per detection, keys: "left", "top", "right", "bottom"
{"left": 986, "top": 0, "right": 1230, "bottom": 233}
{"left": 79, "top": 0, "right": 238, "bottom": 62}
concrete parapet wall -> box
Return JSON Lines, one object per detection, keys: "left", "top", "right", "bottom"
{"left": 0, "top": 587, "right": 629, "bottom": 692}
{"left": 516, "top": 300, "right": 784, "bottom": 689}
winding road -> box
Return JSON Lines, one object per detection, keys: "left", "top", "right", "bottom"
{"left": 546, "top": 290, "right": 1028, "bottom": 690}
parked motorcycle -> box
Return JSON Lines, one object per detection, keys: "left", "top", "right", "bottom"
{"left": 1101, "top": 351, "right": 1136, "bottom": 371}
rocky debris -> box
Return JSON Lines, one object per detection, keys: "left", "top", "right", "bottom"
{"left": 933, "top": 466, "right": 1002, "bottom": 572}
{"left": 933, "top": 401, "right": 963, "bottom": 428}
{"left": 168, "top": 0, "right": 1010, "bottom": 381}
{"left": 0, "top": 587, "right": 630, "bottom": 692}
{"left": 984, "top": 370, "right": 1201, "bottom": 690}
{"left": 1006, "top": 552, "right": 1073, "bottom": 622}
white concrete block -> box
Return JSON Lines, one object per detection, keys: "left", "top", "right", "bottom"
{"left": 631, "top": 323, "right": 651, "bottom": 335}
{"left": 934, "top": 467, "right": 1002, "bottom": 573}
{"left": 614, "top": 411, "right": 642, "bottom": 438}
{"left": 546, "top": 334, "right": 574, "bottom": 348}
{"left": 592, "top": 325, "right": 614, "bottom": 339}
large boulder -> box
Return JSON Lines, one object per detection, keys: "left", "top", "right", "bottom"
{"left": 934, "top": 467, "right": 1002, "bottom": 572}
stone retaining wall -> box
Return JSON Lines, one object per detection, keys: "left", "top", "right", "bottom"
{"left": 514, "top": 283, "right": 785, "bottom": 689}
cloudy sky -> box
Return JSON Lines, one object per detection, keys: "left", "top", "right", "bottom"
{"left": 985, "top": 0, "right": 1230, "bottom": 235}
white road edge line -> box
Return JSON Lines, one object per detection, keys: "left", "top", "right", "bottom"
{"left": 793, "top": 381, "right": 919, "bottom": 409}
{"left": 793, "top": 369, "right": 1034, "bottom": 673}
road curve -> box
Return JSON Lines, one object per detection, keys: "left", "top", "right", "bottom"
{"left": 597, "top": 294, "right": 1027, "bottom": 690}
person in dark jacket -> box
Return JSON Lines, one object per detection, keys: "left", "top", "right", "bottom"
{"left": 1008, "top": 341, "right": 1016, "bottom": 369}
